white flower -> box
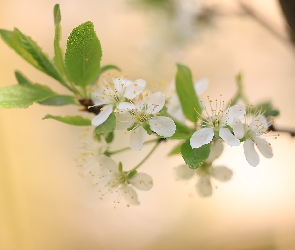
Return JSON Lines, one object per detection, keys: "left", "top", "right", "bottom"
{"left": 167, "top": 78, "right": 208, "bottom": 122}
{"left": 116, "top": 92, "right": 176, "bottom": 151}
{"left": 77, "top": 129, "right": 109, "bottom": 183}
{"left": 232, "top": 113, "right": 273, "bottom": 167}
{"left": 91, "top": 76, "right": 146, "bottom": 126}
{"left": 176, "top": 140, "right": 233, "bottom": 197}
{"left": 94, "top": 157, "right": 153, "bottom": 206}
{"left": 190, "top": 99, "right": 246, "bottom": 148}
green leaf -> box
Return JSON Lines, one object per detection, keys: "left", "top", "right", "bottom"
{"left": 0, "top": 28, "right": 64, "bottom": 84}
{"left": 175, "top": 64, "right": 201, "bottom": 123}
{"left": 65, "top": 21, "right": 102, "bottom": 87}
{"left": 94, "top": 113, "right": 116, "bottom": 135}
{"left": 105, "top": 131, "right": 114, "bottom": 143}
{"left": 92, "top": 64, "right": 121, "bottom": 83}
{"left": 15, "top": 71, "right": 33, "bottom": 85}
{"left": 143, "top": 123, "right": 153, "bottom": 135}
{"left": 38, "top": 95, "right": 77, "bottom": 106}
{"left": 0, "top": 83, "right": 58, "bottom": 108}
{"left": 53, "top": 4, "right": 66, "bottom": 76}
{"left": 181, "top": 140, "right": 210, "bottom": 169}
{"left": 43, "top": 115, "right": 91, "bottom": 126}
{"left": 168, "top": 141, "right": 183, "bottom": 156}
{"left": 254, "top": 101, "right": 280, "bottom": 117}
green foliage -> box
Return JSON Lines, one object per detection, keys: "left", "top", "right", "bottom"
{"left": 53, "top": 4, "right": 66, "bottom": 76}
{"left": 0, "top": 83, "right": 60, "bottom": 108}
{"left": 94, "top": 113, "right": 116, "bottom": 135}
{"left": 254, "top": 101, "right": 280, "bottom": 117}
{"left": 65, "top": 21, "right": 102, "bottom": 87}
{"left": 175, "top": 64, "right": 202, "bottom": 123}
{"left": 38, "top": 95, "right": 77, "bottom": 106}
{"left": 15, "top": 71, "right": 33, "bottom": 85}
{"left": 43, "top": 115, "right": 91, "bottom": 126}
{"left": 0, "top": 28, "right": 64, "bottom": 84}
{"left": 181, "top": 140, "right": 210, "bottom": 169}
{"left": 105, "top": 131, "right": 114, "bottom": 143}
{"left": 170, "top": 121, "right": 193, "bottom": 139}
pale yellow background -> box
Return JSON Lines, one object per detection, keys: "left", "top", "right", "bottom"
{"left": 1, "top": 0, "right": 295, "bottom": 249}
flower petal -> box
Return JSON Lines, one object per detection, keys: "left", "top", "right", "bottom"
{"left": 219, "top": 128, "right": 240, "bottom": 146}
{"left": 91, "top": 104, "right": 113, "bottom": 126}
{"left": 116, "top": 102, "right": 135, "bottom": 112}
{"left": 115, "top": 113, "right": 134, "bottom": 130}
{"left": 146, "top": 92, "right": 165, "bottom": 114}
{"left": 97, "top": 155, "right": 118, "bottom": 172}
{"left": 243, "top": 139, "right": 259, "bottom": 167}
{"left": 129, "top": 126, "right": 147, "bottom": 151}
{"left": 196, "top": 175, "right": 212, "bottom": 197}
{"left": 255, "top": 137, "right": 273, "bottom": 158}
{"left": 149, "top": 116, "right": 176, "bottom": 137}
{"left": 227, "top": 104, "right": 246, "bottom": 124}
{"left": 232, "top": 118, "right": 245, "bottom": 139}
{"left": 190, "top": 128, "right": 214, "bottom": 148}
{"left": 121, "top": 185, "right": 139, "bottom": 205}
{"left": 129, "top": 172, "right": 153, "bottom": 191}
{"left": 166, "top": 95, "right": 186, "bottom": 122}
{"left": 211, "top": 166, "right": 233, "bottom": 182}
{"left": 194, "top": 78, "right": 208, "bottom": 95}
{"left": 175, "top": 165, "right": 195, "bottom": 180}
{"left": 124, "top": 79, "right": 146, "bottom": 99}
{"left": 206, "top": 140, "right": 224, "bottom": 163}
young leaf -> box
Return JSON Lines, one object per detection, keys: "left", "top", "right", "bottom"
{"left": 65, "top": 21, "right": 102, "bottom": 87}
{"left": 175, "top": 64, "right": 201, "bottom": 123}
{"left": 181, "top": 140, "right": 210, "bottom": 169}
{"left": 94, "top": 113, "right": 116, "bottom": 135}
{"left": 43, "top": 115, "right": 91, "bottom": 126}
{"left": 38, "top": 95, "right": 77, "bottom": 106}
{"left": 105, "top": 131, "right": 114, "bottom": 143}
{"left": 0, "top": 84, "right": 58, "bottom": 108}
{"left": 53, "top": 4, "right": 66, "bottom": 76}
{"left": 0, "top": 28, "right": 64, "bottom": 84}
{"left": 15, "top": 71, "right": 33, "bottom": 85}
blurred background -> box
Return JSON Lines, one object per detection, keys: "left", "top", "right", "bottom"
{"left": 1, "top": 0, "right": 295, "bottom": 249}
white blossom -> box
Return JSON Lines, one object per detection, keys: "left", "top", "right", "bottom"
{"left": 232, "top": 113, "right": 273, "bottom": 167}
{"left": 94, "top": 157, "right": 153, "bottom": 206}
{"left": 190, "top": 98, "right": 245, "bottom": 148}
{"left": 77, "top": 129, "right": 109, "bottom": 183}
{"left": 91, "top": 76, "right": 146, "bottom": 126}
{"left": 176, "top": 140, "right": 233, "bottom": 197}
{"left": 116, "top": 92, "right": 176, "bottom": 151}
{"left": 167, "top": 78, "right": 208, "bottom": 122}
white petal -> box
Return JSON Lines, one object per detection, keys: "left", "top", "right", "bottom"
{"left": 196, "top": 175, "right": 212, "bottom": 197}
{"left": 129, "top": 172, "right": 153, "bottom": 191}
{"left": 255, "top": 137, "right": 273, "bottom": 158}
{"left": 206, "top": 140, "right": 224, "bottom": 163}
{"left": 227, "top": 104, "right": 246, "bottom": 124}
{"left": 91, "top": 104, "right": 113, "bottom": 126}
{"left": 129, "top": 126, "right": 147, "bottom": 151}
{"left": 149, "top": 116, "right": 176, "bottom": 137}
{"left": 190, "top": 128, "right": 214, "bottom": 148}
{"left": 97, "top": 155, "right": 118, "bottom": 172}
{"left": 232, "top": 119, "right": 245, "bottom": 139}
{"left": 121, "top": 185, "right": 139, "bottom": 205}
{"left": 146, "top": 92, "right": 165, "bottom": 114}
{"left": 219, "top": 128, "right": 240, "bottom": 146}
{"left": 124, "top": 79, "right": 146, "bottom": 99}
{"left": 116, "top": 102, "right": 135, "bottom": 112}
{"left": 175, "top": 165, "right": 195, "bottom": 180}
{"left": 115, "top": 113, "right": 134, "bottom": 130}
{"left": 211, "top": 166, "right": 233, "bottom": 182}
{"left": 194, "top": 78, "right": 208, "bottom": 95}
{"left": 243, "top": 139, "right": 259, "bottom": 167}
{"left": 166, "top": 95, "right": 186, "bottom": 122}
